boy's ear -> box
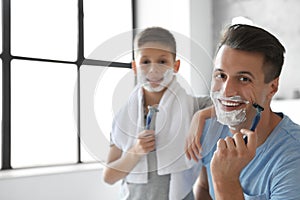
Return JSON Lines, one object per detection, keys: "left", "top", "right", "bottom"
{"left": 173, "top": 60, "right": 180, "bottom": 73}
{"left": 132, "top": 61, "right": 137, "bottom": 75}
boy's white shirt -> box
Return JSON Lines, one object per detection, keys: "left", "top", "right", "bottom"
{"left": 111, "top": 77, "right": 202, "bottom": 199}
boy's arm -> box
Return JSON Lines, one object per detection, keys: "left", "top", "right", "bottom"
{"left": 103, "top": 145, "right": 142, "bottom": 184}
{"left": 185, "top": 106, "right": 215, "bottom": 161}
{"left": 103, "top": 130, "right": 155, "bottom": 185}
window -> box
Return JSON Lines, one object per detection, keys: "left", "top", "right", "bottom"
{"left": 80, "top": 65, "right": 133, "bottom": 162}
{"left": 0, "top": 61, "right": 2, "bottom": 169}
{"left": 11, "top": 0, "right": 78, "bottom": 61}
{"left": 11, "top": 60, "right": 78, "bottom": 168}
{"left": 1, "top": 0, "right": 133, "bottom": 170}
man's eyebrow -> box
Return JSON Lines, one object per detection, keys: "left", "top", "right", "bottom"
{"left": 237, "top": 71, "right": 255, "bottom": 79}
{"left": 214, "top": 68, "right": 256, "bottom": 79}
{"left": 214, "top": 68, "right": 224, "bottom": 72}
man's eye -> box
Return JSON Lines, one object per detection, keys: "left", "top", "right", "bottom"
{"left": 215, "top": 73, "right": 226, "bottom": 79}
{"left": 239, "top": 76, "right": 251, "bottom": 82}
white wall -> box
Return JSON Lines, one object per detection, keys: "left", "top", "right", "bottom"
{"left": 135, "top": 0, "right": 213, "bottom": 96}
{"left": 190, "top": 0, "right": 213, "bottom": 95}
{"left": 212, "top": 0, "right": 300, "bottom": 99}
{"left": 0, "top": 168, "right": 120, "bottom": 200}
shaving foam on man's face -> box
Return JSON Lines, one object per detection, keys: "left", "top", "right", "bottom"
{"left": 211, "top": 46, "right": 271, "bottom": 131}
{"left": 211, "top": 91, "right": 250, "bottom": 129}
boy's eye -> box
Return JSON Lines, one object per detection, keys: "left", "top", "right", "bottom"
{"left": 142, "top": 60, "right": 150, "bottom": 64}
{"left": 159, "top": 60, "right": 166, "bottom": 64}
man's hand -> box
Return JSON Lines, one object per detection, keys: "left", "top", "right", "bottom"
{"left": 211, "top": 129, "right": 257, "bottom": 199}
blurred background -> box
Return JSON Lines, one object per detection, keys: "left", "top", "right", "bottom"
{"left": 1, "top": 0, "right": 299, "bottom": 199}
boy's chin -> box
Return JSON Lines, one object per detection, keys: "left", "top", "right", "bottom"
{"left": 143, "top": 84, "right": 166, "bottom": 92}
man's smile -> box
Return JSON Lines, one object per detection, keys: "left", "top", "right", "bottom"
{"left": 218, "top": 99, "right": 248, "bottom": 112}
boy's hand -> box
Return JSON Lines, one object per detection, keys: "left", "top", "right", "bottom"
{"left": 185, "top": 106, "right": 215, "bottom": 162}
{"left": 131, "top": 130, "right": 156, "bottom": 155}
{"left": 185, "top": 111, "right": 205, "bottom": 162}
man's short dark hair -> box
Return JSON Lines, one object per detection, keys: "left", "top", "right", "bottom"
{"left": 217, "top": 24, "right": 286, "bottom": 83}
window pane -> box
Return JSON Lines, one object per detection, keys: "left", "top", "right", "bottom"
{"left": 11, "top": 60, "right": 78, "bottom": 168}
{"left": 84, "top": 0, "right": 132, "bottom": 63}
{"left": 0, "top": 60, "right": 2, "bottom": 168}
{"left": 79, "top": 65, "right": 133, "bottom": 162}
{"left": 0, "top": 4, "right": 2, "bottom": 54}
{"left": 11, "top": 0, "right": 77, "bottom": 61}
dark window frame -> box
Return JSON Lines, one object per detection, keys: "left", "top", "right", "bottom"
{"left": 1, "top": 0, "right": 135, "bottom": 170}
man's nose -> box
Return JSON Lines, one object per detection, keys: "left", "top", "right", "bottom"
{"left": 222, "top": 78, "right": 238, "bottom": 97}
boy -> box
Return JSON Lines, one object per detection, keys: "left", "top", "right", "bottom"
{"left": 103, "top": 27, "right": 211, "bottom": 200}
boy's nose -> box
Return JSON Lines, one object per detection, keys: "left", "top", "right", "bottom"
{"left": 148, "top": 64, "right": 160, "bottom": 73}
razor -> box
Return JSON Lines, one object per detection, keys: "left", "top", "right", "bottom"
{"left": 243, "top": 103, "right": 264, "bottom": 144}
{"left": 145, "top": 105, "right": 159, "bottom": 130}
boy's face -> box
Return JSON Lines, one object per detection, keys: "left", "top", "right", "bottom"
{"left": 211, "top": 45, "right": 278, "bottom": 131}
{"left": 133, "top": 42, "right": 180, "bottom": 92}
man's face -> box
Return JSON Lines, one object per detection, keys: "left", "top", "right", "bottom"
{"left": 211, "top": 45, "right": 269, "bottom": 131}
{"left": 134, "top": 42, "right": 179, "bottom": 92}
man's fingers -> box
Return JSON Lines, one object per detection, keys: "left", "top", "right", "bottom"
{"left": 224, "top": 136, "right": 235, "bottom": 150}
{"left": 241, "top": 129, "right": 257, "bottom": 154}
{"left": 216, "top": 139, "right": 226, "bottom": 150}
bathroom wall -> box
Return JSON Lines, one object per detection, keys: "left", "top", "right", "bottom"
{"left": 212, "top": 0, "right": 300, "bottom": 99}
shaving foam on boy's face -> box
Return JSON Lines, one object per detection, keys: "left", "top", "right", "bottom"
{"left": 211, "top": 91, "right": 250, "bottom": 129}
{"left": 137, "top": 65, "right": 174, "bottom": 92}
{"left": 135, "top": 43, "right": 176, "bottom": 92}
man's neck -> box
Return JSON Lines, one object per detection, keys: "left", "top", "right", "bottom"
{"left": 255, "top": 109, "right": 282, "bottom": 147}
{"left": 228, "top": 109, "right": 282, "bottom": 147}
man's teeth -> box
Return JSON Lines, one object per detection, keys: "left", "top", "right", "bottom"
{"left": 221, "top": 100, "right": 241, "bottom": 107}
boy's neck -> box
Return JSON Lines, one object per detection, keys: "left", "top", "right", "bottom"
{"left": 143, "top": 88, "right": 166, "bottom": 108}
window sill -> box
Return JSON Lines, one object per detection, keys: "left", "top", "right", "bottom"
{"left": 0, "top": 162, "right": 103, "bottom": 180}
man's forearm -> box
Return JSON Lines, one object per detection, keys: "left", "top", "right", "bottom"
{"left": 213, "top": 179, "right": 244, "bottom": 200}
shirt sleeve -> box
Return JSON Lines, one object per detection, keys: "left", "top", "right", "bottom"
{"left": 193, "top": 95, "right": 213, "bottom": 112}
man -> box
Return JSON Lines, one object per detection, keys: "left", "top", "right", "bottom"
{"left": 192, "top": 24, "right": 300, "bottom": 199}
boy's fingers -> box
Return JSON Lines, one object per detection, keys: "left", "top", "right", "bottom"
{"left": 186, "top": 151, "right": 191, "bottom": 160}
{"left": 139, "top": 130, "right": 155, "bottom": 138}
{"left": 192, "top": 142, "right": 200, "bottom": 158}
{"left": 188, "top": 147, "right": 199, "bottom": 162}
{"left": 195, "top": 136, "right": 202, "bottom": 155}
{"left": 185, "top": 137, "right": 201, "bottom": 161}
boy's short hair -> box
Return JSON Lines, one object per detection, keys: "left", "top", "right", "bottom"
{"left": 217, "top": 24, "right": 286, "bottom": 83}
{"left": 134, "top": 27, "right": 177, "bottom": 60}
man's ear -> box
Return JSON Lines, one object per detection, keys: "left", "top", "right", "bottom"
{"left": 268, "top": 77, "right": 279, "bottom": 99}
{"left": 173, "top": 59, "right": 180, "bottom": 73}
{"left": 132, "top": 61, "right": 137, "bottom": 75}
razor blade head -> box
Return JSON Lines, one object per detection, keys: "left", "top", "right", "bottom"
{"left": 147, "top": 105, "right": 159, "bottom": 112}
{"left": 252, "top": 103, "right": 264, "bottom": 112}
